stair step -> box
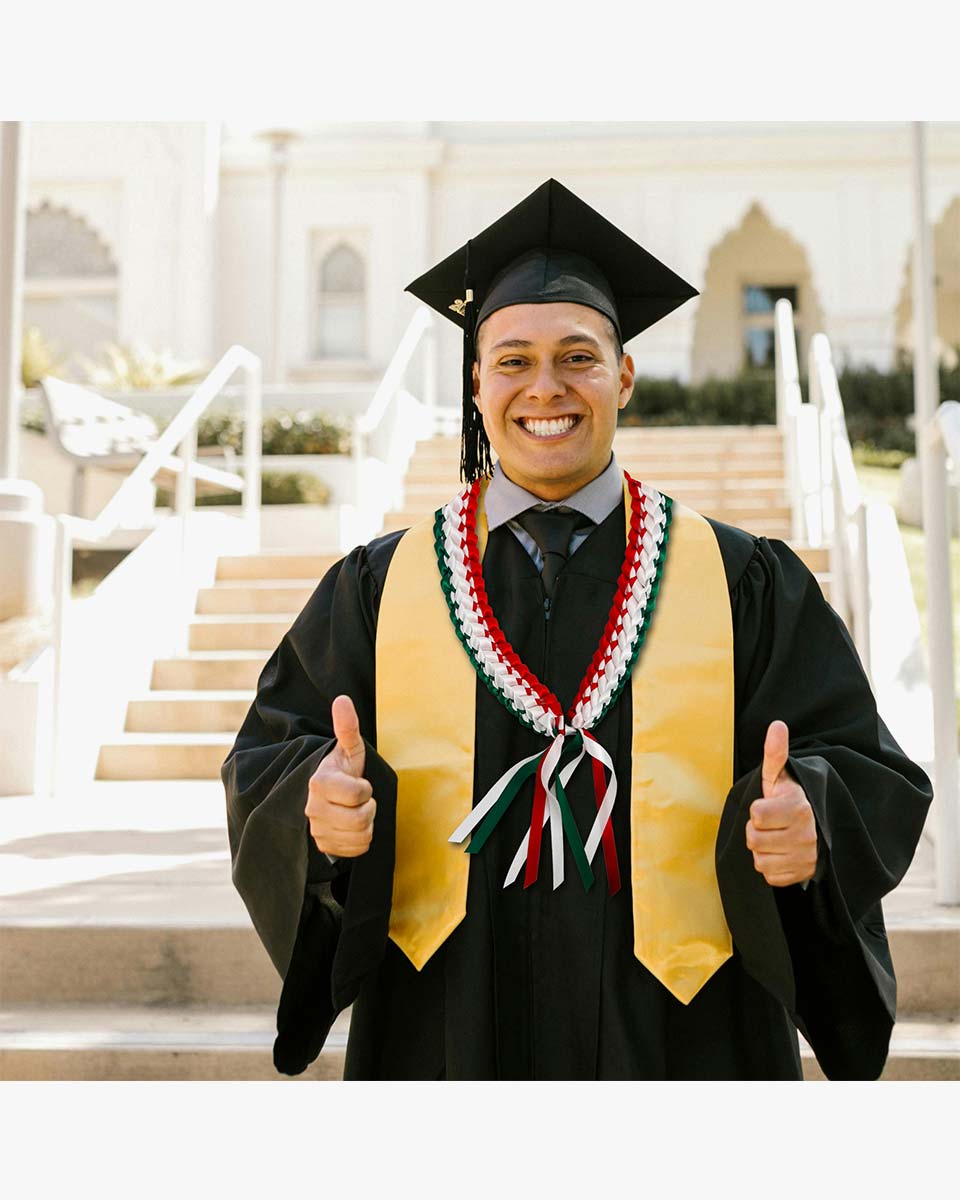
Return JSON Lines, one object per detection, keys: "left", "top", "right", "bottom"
{"left": 216, "top": 552, "right": 339, "bottom": 581}
{"left": 7, "top": 916, "right": 952, "bottom": 1011}
{"left": 125, "top": 691, "right": 254, "bottom": 733}
{"left": 188, "top": 614, "right": 292, "bottom": 651}
{"left": 95, "top": 733, "right": 233, "bottom": 780}
{"left": 7, "top": 912, "right": 945, "bottom": 1017}
{"left": 793, "top": 545, "right": 830, "bottom": 573}
{"left": 196, "top": 582, "right": 315, "bottom": 615}
{"left": 800, "top": 1019, "right": 960, "bottom": 1081}
{"left": 152, "top": 652, "right": 269, "bottom": 691}
{"left": 1, "top": 1006, "right": 952, "bottom": 1080}
{"left": 0, "top": 922, "right": 278, "bottom": 1006}
{"left": 0, "top": 1006, "right": 347, "bottom": 1081}
{"left": 884, "top": 922, "right": 960, "bottom": 1016}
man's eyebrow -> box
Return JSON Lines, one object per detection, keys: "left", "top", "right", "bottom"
{"left": 489, "top": 334, "right": 604, "bottom": 352}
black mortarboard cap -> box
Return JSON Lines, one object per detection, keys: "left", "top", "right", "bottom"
{"left": 404, "top": 177, "right": 699, "bottom": 482}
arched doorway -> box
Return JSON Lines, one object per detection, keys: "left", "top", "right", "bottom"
{"left": 895, "top": 196, "right": 960, "bottom": 367}
{"left": 691, "top": 202, "right": 824, "bottom": 384}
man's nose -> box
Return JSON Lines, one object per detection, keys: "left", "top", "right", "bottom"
{"left": 526, "top": 360, "right": 566, "bottom": 403}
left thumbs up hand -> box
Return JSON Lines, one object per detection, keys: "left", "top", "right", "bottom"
{"left": 745, "top": 720, "right": 818, "bottom": 887}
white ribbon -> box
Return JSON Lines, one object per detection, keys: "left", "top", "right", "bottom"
{"left": 579, "top": 731, "right": 617, "bottom": 863}
{"left": 448, "top": 747, "right": 545, "bottom": 845}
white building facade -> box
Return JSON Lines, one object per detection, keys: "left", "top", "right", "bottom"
{"left": 20, "top": 120, "right": 960, "bottom": 409}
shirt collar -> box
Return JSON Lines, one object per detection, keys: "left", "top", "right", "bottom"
{"left": 484, "top": 451, "right": 624, "bottom": 533}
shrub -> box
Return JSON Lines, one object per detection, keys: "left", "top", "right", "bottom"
{"left": 620, "top": 374, "right": 775, "bottom": 426}
{"left": 155, "top": 470, "right": 331, "bottom": 508}
{"left": 164, "top": 409, "right": 352, "bottom": 456}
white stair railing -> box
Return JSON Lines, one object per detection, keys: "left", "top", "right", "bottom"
{"left": 49, "top": 345, "right": 262, "bottom": 797}
{"left": 347, "top": 308, "right": 438, "bottom": 543}
{"left": 807, "top": 333, "right": 871, "bottom": 669}
{"left": 774, "top": 299, "right": 823, "bottom": 546}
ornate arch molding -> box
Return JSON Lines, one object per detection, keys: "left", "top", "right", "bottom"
{"left": 25, "top": 200, "right": 118, "bottom": 279}
{"left": 690, "top": 200, "right": 824, "bottom": 384}
{"left": 894, "top": 194, "right": 960, "bottom": 366}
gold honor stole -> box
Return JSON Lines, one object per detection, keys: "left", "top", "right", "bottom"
{"left": 375, "top": 478, "right": 734, "bottom": 1004}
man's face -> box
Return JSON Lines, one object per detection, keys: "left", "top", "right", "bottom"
{"left": 472, "top": 302, "right": 635, "bottom": 500}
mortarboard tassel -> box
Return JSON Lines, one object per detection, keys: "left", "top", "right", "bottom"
{"left": 460, "top": 240, "right": 493, "bottom": 483}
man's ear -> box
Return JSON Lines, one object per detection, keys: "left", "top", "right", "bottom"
{"left": 472, "top": 361, "right": 481, "bottom": 410}
{"left": 618, "top": 352, "right": 636, "bottom": 408}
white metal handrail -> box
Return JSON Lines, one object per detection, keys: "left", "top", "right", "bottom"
{"left": 774, "top": 298, "right": 802, "bottom": 538}
{"left": 85, "top": 345, "right": 261, "bottom": 541}
{"left": 357, "top": 308, "right": 434, "bottom": 436}
{"left": 48, "top": 344, "right": 263, "bottom": 796}
{"left": 774, "top": 299, "right": 822, "bottom": 545}
{"left": 350, "top": 308, "right": 437, "bottom": 526}
{"left": 807, "top": 333, "right": 870, "bottom": 670}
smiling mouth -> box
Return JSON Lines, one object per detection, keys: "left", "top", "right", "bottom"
{"left": 516, "top": 414, "right": 583, "bottom": 439}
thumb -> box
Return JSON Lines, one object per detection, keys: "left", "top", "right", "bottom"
{"left": 761, "top": 719, "right": 789, "bottom": 797}
{"left": 331, "top": 694, "right": 365, "bottom": 777}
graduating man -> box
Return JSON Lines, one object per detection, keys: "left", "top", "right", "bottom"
{"left": 222, "top": 178, "right": 933, "bottom": 1080}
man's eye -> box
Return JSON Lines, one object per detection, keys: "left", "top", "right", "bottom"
{"left": 499, "top": 358, "right": 527, "bottom": 367}
{"left": 566, "top": 354, "right": 594, "bottom": 363}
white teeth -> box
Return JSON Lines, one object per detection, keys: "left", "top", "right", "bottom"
{"left": 521, "top": 416, "right": 578, "bottom": 437}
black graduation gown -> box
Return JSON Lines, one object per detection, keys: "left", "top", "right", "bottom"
{"left": 222, "top": 495, "right": 933, "bottom": 1080}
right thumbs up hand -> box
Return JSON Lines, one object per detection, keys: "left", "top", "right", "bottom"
{"left": 305, "top": 694, "right": 376, "bottom": 858}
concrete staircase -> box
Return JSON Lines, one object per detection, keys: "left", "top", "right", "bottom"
{"left": 94, "top": 553, "right": 341, "bottom": 783}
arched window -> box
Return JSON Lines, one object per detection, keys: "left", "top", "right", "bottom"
{"left": 314, "top": 241, "right": 366, "bottom": 359}
{"left": 23, "top": 201, "right": 119, "bottom": 373}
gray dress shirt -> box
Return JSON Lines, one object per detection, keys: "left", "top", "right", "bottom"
{"left": 484, "top": 451, "right": 623, "bottom": 568}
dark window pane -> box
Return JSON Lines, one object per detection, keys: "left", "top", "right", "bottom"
{"left": 743, "top": 284, "right": 798, "bottom": 315}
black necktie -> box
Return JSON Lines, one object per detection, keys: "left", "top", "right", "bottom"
{"left": 515, "top": 507, "right": 595, "bottom": 602}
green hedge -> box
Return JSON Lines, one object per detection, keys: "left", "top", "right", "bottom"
{"left": 155, "top": 470, "right": 331, "bottom": 507}
{"left": 619, "top": 358, "right": 960, "bottom": 454}
{"left": 185, "top": 409, "right": 352, "bottom": 456}
{"left": 619, "top": 374, "right": 776, "bottom": 426}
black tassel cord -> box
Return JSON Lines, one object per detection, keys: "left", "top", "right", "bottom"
{"left": 460, "top": 239, "right": 494, "bottom": 483}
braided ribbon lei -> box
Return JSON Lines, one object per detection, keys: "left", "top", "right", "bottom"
{"left": 438, "top": 471, "right": 672, "bottom": 893}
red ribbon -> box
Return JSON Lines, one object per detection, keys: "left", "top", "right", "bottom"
{"left": 524, "top": 758, "right": 549, "bottom": 888}
{"left": 588, "top": 736, "right": 621, "bottom": 895}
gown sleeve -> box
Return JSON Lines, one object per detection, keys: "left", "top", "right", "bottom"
{"left": 713, "top": 534, "right": 934, "bottom": 1080}
{"left": 221, "top": 542, "right": 398, "bottom": 1075}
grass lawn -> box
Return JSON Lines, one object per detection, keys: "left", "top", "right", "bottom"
{"left": 854, "top": 460, "right": 960, "bottom": 734}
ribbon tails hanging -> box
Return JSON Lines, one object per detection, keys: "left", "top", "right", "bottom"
{"left": 438, "top": 469, "right": 672, "bottom": 893}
